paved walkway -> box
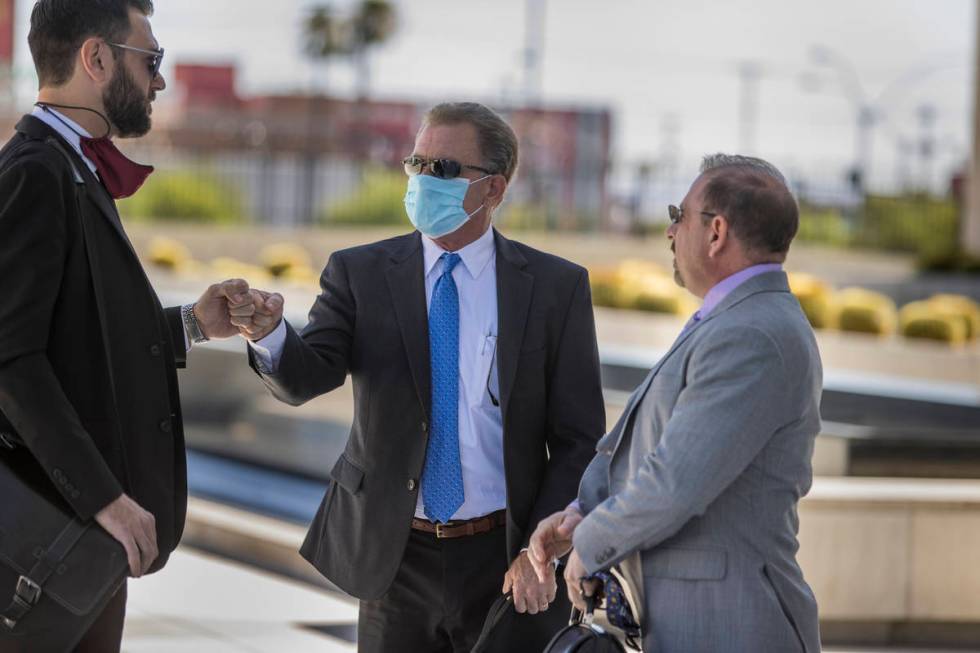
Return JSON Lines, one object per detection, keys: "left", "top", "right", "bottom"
{"left": 123, "top": 546, "right": 975, "bottom": 652}
{"left": 124, "top": 549, "right": 356, "bottom": 652}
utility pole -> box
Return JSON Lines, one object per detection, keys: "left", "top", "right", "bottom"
{"left": 523, "top": 0, "right": 546, "bottom": 107}
{"left": 807, "top": 45, "right": 874, "bottom": 193}
{"left": 737, "top": 61, "right": 761, "bottom": 155}
{"left": 917, "top": 104, "right": 937, "bottom": 193}
{"left": 965, "top": 0, "right": 980, "bottom": 255}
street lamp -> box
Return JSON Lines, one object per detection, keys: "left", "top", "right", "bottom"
{"left": 803, "top": 44, "right": 963, "bottom": 194}
{"left": 806, "top": 44, "right": 876, "bottom": 193}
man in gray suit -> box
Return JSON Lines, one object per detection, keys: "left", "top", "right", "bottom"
{"left": 530, "top": 154, "right": 823, "bottom": 652}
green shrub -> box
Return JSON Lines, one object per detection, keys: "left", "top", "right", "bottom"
{"left": 321, "top": 167, "right": 406, "bottom": 225}
{"left": 899, "top": 301, "right": 969, "bottom": 344}
{"left": 855, "top": 194, "right": 958, "bottom": 254}
{"left": 497, "top": 202, "right": 549, "bottom": 231}
{"left": 787, "top": 272, "right": 836, "bottom": 329}
{"left": 589, "top": 270, "right": 621, "bottom": 308}
{"left": 918, "top": 248, "right": 980, "bottom": 274}
{"left": 835, "top": 287, "right": 897, "bottom": 336}
{"left": 796, "top": 205, "right": 850, "bottom": 246}
{"left": 924, "top": 294, "right": 980, "bottom": 340}
{"left": 118, "top": 170, "right": 246, "bottom": 223}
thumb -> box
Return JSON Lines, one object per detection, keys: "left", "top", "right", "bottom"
{"left": 265, "top": 293, "right": 284, "bottom": 313}
{"left": 220, "top": 278, "right": 250, "bottom": 304}
{"left": 556, "top": 513, "right": 582, "bottom": 537}
{"left": 529, "top": 540, "right": 545, "bottom": 564}
{"left": 502, "top": 573, "right": 512, "bottom": 594}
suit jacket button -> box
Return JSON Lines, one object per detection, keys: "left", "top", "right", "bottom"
{"left": 149, "top": 344, "right": 162, "bottom": 356}
{"left": 407, "top": 479, "right": 417, "bottom": 491}
{"left": 421, "top": 421, "right": 428, "bottom": 433}
{"left": 159, "top": 419, "right": 172, "bottom": 433}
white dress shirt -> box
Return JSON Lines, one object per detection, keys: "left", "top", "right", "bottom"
{"left": 31, "top": 106, "right": 97, "bottom": 174}
{"left": 251, "top": 226, "right": 507, "bottom": 520}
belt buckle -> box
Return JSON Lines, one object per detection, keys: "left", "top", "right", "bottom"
{"left": 435, "top": 523, "right": 450, "bottom": 538}
{"left": 15, "top": 576, "right": 41, "bottom": 605}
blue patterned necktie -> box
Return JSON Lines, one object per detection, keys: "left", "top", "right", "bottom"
{"left": 422, "top": 252, "right": 465, "bottom": 523}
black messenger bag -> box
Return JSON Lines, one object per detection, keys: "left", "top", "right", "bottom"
{"left": 0, "top": 438, "right": 128, "bottom": 645}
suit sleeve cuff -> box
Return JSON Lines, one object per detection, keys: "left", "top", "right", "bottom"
{"left": 68, "top": 466, "right": 126, "bottom": 521}
{"left": 248, "top": 319, "right": 287, "bottom": 373}
{"left": 573, "top": 513, "right": 624, "bottom": 575}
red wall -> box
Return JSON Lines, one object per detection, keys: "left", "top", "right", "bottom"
{"left": 0, "top": 0, "right": 14, "bottom": 64}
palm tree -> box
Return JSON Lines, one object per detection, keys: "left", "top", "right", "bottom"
{"left": 298, "top": 2, "right": 397, "bottom": 224}
{"left": 302, "top": 5, "right": 349, "bottom": 91}
{"left": 350, "top": 0, "right": 397, "bottom": 99}
{"left": 302, "top": 1, "right": 396, "bottom": 98}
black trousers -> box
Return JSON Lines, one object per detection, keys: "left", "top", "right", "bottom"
{"left": 357, "top": 526, "right": 570, "bottom": 653}
{"left": 0, "top": 571, "right": 126, "bottom": 653}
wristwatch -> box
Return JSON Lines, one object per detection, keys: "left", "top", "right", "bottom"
{"left": 181, "top": 303, "right": 209, "bottom": 344}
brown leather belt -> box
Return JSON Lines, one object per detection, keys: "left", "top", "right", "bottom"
{"left": 411, "top": 509, "right": 507, "bottom": 539}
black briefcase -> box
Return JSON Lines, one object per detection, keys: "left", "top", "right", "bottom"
{"left": 542, "top": 597, "right": 627, "bottom": 653}
{"left": 0, "top": 440, "right": 128, "bottom": 646}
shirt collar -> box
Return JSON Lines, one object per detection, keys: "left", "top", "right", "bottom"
{"left": 31, "top": 106, "right": 98, "bottom": 174}
{"left": 700, "top": 263, "right": 783, "bottom": 318}
{"left": 422, "top": 225, "right": 496, "bottom": 281}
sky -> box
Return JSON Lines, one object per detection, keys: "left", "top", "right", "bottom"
{"left": 8, "top": 0, "right": 976, "bottom": 191}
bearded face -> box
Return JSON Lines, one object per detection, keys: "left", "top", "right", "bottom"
{"left": 103, "top": 58, "right": 152, "bottom": 138}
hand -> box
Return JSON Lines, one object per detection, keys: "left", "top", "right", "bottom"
{"left": 94, "top": 494, "right": 158, "bottom": 578}
{"left": 563, "top": 549, "right": 599, "bottom": 613}
{"left": 192, "top": 278, "right": 252, "bottom": 340}
{"left": 529, "top": 505, "right": 583, "bottom": 582}
{"left": 234, "top": 289, "right": 284, "bottom": 341}
{"left": 502, "top": 550, "right": 557, "bottom": 614}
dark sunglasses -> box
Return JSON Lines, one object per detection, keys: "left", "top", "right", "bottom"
{"left": 668, "top": 204, "right": 717, "bottom": 225}
{"left": 108, "top": 42, "right": 165, "bottom": 79}
{"left": 402, "top": 155, "right": 495, "bottom": 180}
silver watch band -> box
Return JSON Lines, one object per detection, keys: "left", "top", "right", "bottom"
{"left": 181, "top": 303, "right": 209, "bottom": 344}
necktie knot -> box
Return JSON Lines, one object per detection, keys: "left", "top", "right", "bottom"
{"left": 682, "top": 310, "right": 702, "bottom": 333}
{"left": 440, "top": 252, "right": 462, "bottom": 276}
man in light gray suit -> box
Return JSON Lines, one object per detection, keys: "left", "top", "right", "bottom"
{"left": 530, "top": 154, "right": 823, "bottom": 652}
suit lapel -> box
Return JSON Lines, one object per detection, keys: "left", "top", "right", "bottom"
{"left": 603, "top": 316, "right": 707, "bottom": 453}
{"left": 607, "top": 270, "right": 793, "bottom": 455}
{"left": 15, "top": 116, "right": 140, "bottom": 261}
{"left": 384, "top": 232, "right": 432, "bottom": 418}
{"left": 79, "top": 165, "right": 140, "bottom": 257}
{"left": 493, "top": 229, "right": 534, "bottom": 422}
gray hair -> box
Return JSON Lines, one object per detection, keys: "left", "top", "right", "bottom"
{"left": 696, "top": 152, "right": 798, "bottom": 257}
{"left": 421, "top": 102, "right": 519, "bottom": 182}
{"left": 700, "top": 153, "right": 787, "bottom": 186}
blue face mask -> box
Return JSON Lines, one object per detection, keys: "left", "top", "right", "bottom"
{"left": 404, "top": 174, "right": 489, "bottom": 239}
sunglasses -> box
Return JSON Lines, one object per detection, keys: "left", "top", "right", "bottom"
{"left": 108, "top": 42, "right": 165, "bottom": 79}
{"left": 668, "top": 204, "right": 717, "bottom": 225}
{"left": 402, "top": 155, "right": 495, "bottom": 180}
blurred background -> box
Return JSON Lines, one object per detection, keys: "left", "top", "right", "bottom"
{"left": 1, "top": 1, "right": 979, "bottom": 651}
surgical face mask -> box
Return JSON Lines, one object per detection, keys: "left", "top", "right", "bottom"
{"left": 403, "top": 174, "right": 489, "bottom": 239}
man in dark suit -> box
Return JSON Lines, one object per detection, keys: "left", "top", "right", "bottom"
{"left": 0, "top": 2, "right": 255, "bottom": 651}
{"left": 238, "top": 102, "right": 605, "bottom": 652}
